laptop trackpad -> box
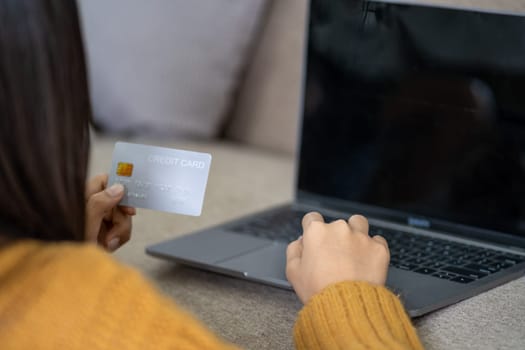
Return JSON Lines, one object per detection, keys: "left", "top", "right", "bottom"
{"left": 217, "top": 243, "right": 288, "bottom": 281}
{"left": 147, "top": 231, "right": 271, "bottom": 265}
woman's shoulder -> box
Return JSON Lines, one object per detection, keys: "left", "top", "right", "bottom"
{"left": 0, "top": 239, "right": 238, "bottom": 350}
{"left": 0, "top": 240, "right": 150, "bottom": 348}
{"left": 0, "top": 239, "right": 127, "bottom": 277}
{"left": 0, "top": 239, "right": 143, "bottom": 301}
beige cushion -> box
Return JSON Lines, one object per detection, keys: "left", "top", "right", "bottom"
{"left": 226, "top": 0, "right": 308, "bottom": 155}
{"left": 79, "top": 0, "right": 268, "bottom": 139}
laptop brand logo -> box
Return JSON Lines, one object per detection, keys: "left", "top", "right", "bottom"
{"left": 408, "top": 217, "right": 430, "bottom": 228}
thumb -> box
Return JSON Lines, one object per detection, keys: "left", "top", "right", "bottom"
{"left": 85, "top": 183, "right": 125, "bottom": 241}
{"left": 90, "top": 183, "right": 125, "bottom": 215}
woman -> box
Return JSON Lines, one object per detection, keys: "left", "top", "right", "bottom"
{"left": 0, "top": 1, "right": 423, "bottom": 349}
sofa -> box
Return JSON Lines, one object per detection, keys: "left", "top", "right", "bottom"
{"left": 87, "top": 0, "right": 525, "bottom": 349}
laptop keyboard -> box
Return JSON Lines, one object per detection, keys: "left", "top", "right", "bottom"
{"left": 229, "top": 209, "right": 525, "bottom": 284}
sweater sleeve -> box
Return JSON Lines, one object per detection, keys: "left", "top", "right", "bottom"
{"left": 293, "top": 281, "right": 424, "bottom": 350}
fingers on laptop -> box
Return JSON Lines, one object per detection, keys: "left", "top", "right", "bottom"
{"left": 372, "top": 235, "right": 389, "bottom": 249}
{"left": 303, "top": 212, "right": 370, "bottom": 234}
{"left": 302, "top": 211, "right": 324, "bottom": 230}
{"left": 300, "top": 212, "right": 388, "bottom": 254}
{"left": 348, "top": 214, "right": 369, "bottom": 234}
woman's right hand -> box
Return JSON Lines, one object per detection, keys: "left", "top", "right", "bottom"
{"left": 286, "top": 212, "right": 390, "bottom": 304}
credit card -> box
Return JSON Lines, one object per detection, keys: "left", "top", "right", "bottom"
{"left": 107, "top": 142, "right": 212, "bottom": 216}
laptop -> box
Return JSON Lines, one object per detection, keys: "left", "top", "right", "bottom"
{"left": 147, "top": 0, "right": 525, "bottom": 317}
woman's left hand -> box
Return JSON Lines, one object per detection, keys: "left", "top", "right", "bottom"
{"left": 85, "top": 174, "right": 136, "bottom": 251}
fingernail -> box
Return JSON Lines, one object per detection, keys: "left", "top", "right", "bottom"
{"left": 105, "top": 183, "right": 124, "bottom": 197}
{"left": 107, "top": 237, "right": 120, "bottom": 251}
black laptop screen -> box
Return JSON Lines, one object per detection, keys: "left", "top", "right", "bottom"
{"left": 299, "top": 0, "right": 525, "bottom": 238}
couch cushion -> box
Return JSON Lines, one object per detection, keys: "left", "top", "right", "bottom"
{"left": 225, "top": 0, "right": 308, "bottom": 155}
{"left": 79, "top": 0, "right": 268, "bottom": 138}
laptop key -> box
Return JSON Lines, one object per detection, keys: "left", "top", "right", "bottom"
{"left": 395, "top": 263, "right": 418, "bottom": 271}
{"left": 490, "top": 262, "right": 514, "bottom": 271}
{"left": 474, "top": 258, "right": 492, "bottom": 265}
{"left": 464, "top": 263, "right": 492, "bottom": 275}
{"left": 396, "top": 247, "right": 410, "bottom": 254}
{"left": 391, "top": 253, "right": 412, "bottom": 260}
{"left": 503, "top": 258, "right": 521, "bottom": 265}
{"left": 423, "top": 246, "right": 437, "bottom": 254}
{"left": 486, "top": 265, "right": 501, "bottom": 273}
{"left": 442, "top": 266, "right": 488, "bottom": 279}
{"left": 442, "top": 250, "right": 456, "bottom": 256}
{"left": 460, "top": 253, "right": 477, "bottom": 261}
{"left": 411, "top": 251, "right": 429, "bottom": 258}
{"left": 427, "top": 261, "right": 446, "bottom": 269}
{"left": 490, "top": 255, "right": 522, "bottom": 265}
{"left": 451, "top": 276, "right": 475, "bottom": 284}
{"left": 466, "top": 246, "right": 485, "bottom": 254}
{"left": 505, "top": 253, "right": 525, "bottom": 263}
{"left": 407, "top": 257, "right": 427, "bottom": 265}
{"left": 444, "top": 258, "right": 468, "bottom": 266}
{"left": 432, "top": 272, "right": 456, "bottom": 280}
{"left": 478, "top": 251, "right": 496, "bottom": 258}
{"left": 414, "top": 267, "right": 436, "bottom": 275}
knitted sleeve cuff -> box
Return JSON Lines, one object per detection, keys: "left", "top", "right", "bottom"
{"left": 293, "top": 281, "right": 424, "bottom": 350}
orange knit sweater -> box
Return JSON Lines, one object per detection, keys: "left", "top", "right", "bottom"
{"left": 0, "top": 240, "right": 423, "bottom": 349}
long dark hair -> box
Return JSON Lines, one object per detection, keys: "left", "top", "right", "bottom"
{"left": 0, "top": 0, "right": 91, "bottom": 241}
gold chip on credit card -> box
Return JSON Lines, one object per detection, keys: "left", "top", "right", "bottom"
{"left": 116, "top": 162, "right": 134, "bottom": 177}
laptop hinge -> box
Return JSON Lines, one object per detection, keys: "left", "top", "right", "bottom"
{"left": 295, "top": 197, "right": 322, "bottom": 208}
